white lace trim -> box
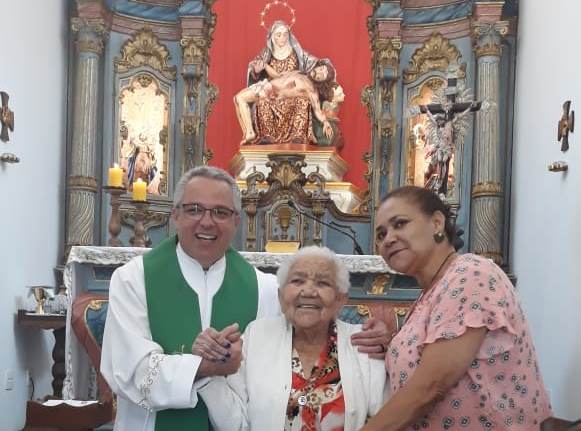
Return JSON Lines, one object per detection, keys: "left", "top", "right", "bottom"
{"left": 137, "top": 353, "right": 165, "bottom": 410}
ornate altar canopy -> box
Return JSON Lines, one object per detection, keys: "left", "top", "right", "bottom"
{"left": 64, "top": 0, "right": 517, "bottom": 266}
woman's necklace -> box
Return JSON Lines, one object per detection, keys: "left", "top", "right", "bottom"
{"left": 403, "top": 250, "right": 456, "bottom": 324}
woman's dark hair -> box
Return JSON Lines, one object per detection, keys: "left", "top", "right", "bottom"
{"left": 381, "top": 186, "right": 463, "bottom": 250}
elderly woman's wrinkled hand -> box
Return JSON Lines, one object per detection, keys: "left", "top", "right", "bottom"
{"left": 350, "top": 317, "right": 391, "bottom": 359}
{"left": 191, "top": 323, "right": 241, "bottom": 362}
{"left": 197, "top": 338, "right": 243, "bottom": 378}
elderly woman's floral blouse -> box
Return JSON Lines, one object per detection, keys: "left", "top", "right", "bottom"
{"left": 285, "top": 322, "right": 345, "bottom": 431}
{"left": 386, "top": 254, "right": 552, "bottom": 430}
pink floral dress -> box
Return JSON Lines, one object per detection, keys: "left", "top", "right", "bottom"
{"left": 386, "top": 254, "right": 552, "bottom": 430}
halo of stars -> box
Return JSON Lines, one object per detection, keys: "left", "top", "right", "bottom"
{"left": 260, "top": 1, "right": 296, "bottom": 30}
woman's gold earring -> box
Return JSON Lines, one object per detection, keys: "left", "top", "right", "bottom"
{"left": 434, "top": 231, "right": 445, "bottom": 243}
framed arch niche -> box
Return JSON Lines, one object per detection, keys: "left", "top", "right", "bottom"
{"left": 113, "top": 29, "right": 177, "bottom": 201}
{"left": 402, "top": 33, "right": 469, "bottom": 209}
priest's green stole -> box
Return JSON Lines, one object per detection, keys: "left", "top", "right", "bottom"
{"left": 143, "top": 236, "right": 258, "bottom": 431}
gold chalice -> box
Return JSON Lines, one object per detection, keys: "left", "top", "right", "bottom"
{"left": 27, "top": 286, "right": 54, "bottom": 315}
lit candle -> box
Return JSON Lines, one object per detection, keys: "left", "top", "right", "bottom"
{"left": 132, "top": 178, "right": 147, "bottom": 201}
{"left": 108, "top": 163, "right": 123, "bottom": 187}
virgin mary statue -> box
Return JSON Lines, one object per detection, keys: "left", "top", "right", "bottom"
{"left": 246, "top": 20, "right": 320, "bottom": 145}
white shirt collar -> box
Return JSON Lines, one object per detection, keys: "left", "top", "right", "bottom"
{"left": 176, "top": 242, "right": 226, "bottom": 274}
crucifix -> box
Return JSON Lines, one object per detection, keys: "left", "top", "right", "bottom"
{"left": 418, "top": 72, "right": 481, "bottom": 195}
{"left": 0, "top": 91, "right": 15, "bottom": 143}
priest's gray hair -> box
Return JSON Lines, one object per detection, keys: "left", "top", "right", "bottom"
{"left": 277, "top": 246, "right": 350, "bottom": 294}
{"left": 173, "top": 166, "right": 242, "bottom": 213}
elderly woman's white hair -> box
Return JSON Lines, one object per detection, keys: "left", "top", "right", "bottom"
{"left": 276, "top": 246, "right": 351, "bottom": 294}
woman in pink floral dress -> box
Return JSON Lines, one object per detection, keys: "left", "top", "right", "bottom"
{"left": 362, "top": 186, "right": 552, "bottom": 431}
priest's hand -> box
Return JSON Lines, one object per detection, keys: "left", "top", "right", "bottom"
{"left": 196, "top": 338, "right": 243, "bottom": 378}
{"left": 191, "top": 323, "right": 241, "bottom": 362}
{"left": 350, "top": 317, "right": 391, "bottom": 359}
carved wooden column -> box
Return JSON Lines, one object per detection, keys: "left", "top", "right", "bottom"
{"left": 179, "top": 12, "right": 218, "bottom": 173}
{"left": 363, "top": 13, "right": 402, "bottom": 239}
{"left": 469, "top": 9, "right": 509, "bottom": 265}
{"left": 66, "top": 18, "right": 106, "bottom": 252}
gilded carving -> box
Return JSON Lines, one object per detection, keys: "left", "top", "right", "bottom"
{"left": 182, "top": 114, "right": 199, "bottom": 136}
{"left": 307, "top": 170, "right": 330, "bottom": 200}
{"left": 180, "top": 37, "right": 208, "bottom": 66}
{"left": 71, "top": 18, "right": 107, "bottom": 55}
{"left": 202, "top": 149, "right": 214, "bottom": 166}
{"left": 88, "top": 300, "right": 106, "bottom": 311}
{"left": 472, "top": 21, "right": 509, "bottom": 58}
{"left": 115, "top": 28, "right": 177, "bottom": 80}
{"left": 136, "top": 74, "right": 153, "bottom": 88}
{"left": 403, "top": 33, "right": 465, "bottom": 84}
{"left": 369, "top": 274, "right": 391, "bottom": 295}
{"left": 374, "top": 37, "right": 402, "bottom": 72}
{"left": 265, "top": 154, "right": 307, "bottom": 190}
{"left": 357, "top": 305, "right": 371, "bottom": 317}
{"left": 361, "top": 84, "right": 375, "bottom": 119}
{"left": 472, "top": 181, "right": 503, "bottom": 198}
{"left": 205, "top": 82, "right": 219, "bottom": 119}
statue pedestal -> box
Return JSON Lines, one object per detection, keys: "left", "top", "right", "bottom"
{"left": 229, "top": 144, "right": 364, "bottom": 213}
{"left": 230, "top": 144, "right": 349, "bottom": 182}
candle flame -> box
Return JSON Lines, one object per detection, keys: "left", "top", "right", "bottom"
{"left": 113, "top": 162, "right": 119, "bottom": 168}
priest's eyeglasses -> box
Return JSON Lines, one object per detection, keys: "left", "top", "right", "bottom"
{"left": 180, "top": 203, "right": 237, "bottom": 222}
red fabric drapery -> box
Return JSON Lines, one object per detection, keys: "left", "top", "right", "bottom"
{"left": 206, "top": 0, "right": 372, "bottom": 189}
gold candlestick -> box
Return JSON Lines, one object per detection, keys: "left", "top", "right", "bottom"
{"left": 130, "top": 200, "right": 149, "bottom": 247}
{"left": 103, "top": 185, "right": 126, "bottom": 247}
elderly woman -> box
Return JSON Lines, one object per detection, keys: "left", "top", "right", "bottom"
{"left": 363, "top": 186, "right": 552, "bottom": 431}
{"left": 198, "top": 246, "right": 386, "bottom": 430}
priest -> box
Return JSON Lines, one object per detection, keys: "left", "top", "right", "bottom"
{"left": 101, "top": 166, "right": 389, "bottom": 430}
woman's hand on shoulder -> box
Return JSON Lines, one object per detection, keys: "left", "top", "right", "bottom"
{"left": 350, "top": 317, "right": 391, "bottom": 359}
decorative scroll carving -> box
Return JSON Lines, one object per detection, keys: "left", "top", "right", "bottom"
{"left": 205, "top": 82, "right": 219, "bottom": 120}
{"left": 180, "top": 36, "right": 207, "bottom": 102}
{"left": 71, "top": 18, "right": 107, "bottom": 55}
{"left": 361, "top": 85, "right": 375, "bottom": 119}
{"left": 353, "top": 152, "right": 372, "bottom": 216}
{"left": 181, "top": 36, "right": 207, "bottom": 66}
{"left": 182, "top": 114, "right": 199, "bottom": 136}
{"left": 472, "top": 21, "right": 509, "bottom": 58}
{"left": 265, "top": 153, "right": 308, "bottom": 191}
{"left": 307, "top": 170, "right": 330, "bottom": 200}
{"left": 114, "top": 29, "right": 177, "bottom": 81}
{"left": 374, "top": 37, "right": 402, "bottom": 72}
{"left": 403, "top": 33, "right": 465, "bottom": 84}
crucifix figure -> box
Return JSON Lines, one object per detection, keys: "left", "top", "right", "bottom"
{"left": 0, "top": 91, "right": 15, "bottom": 143}
{"left": 418, "top": 74, "right": 481, "bottom": 195}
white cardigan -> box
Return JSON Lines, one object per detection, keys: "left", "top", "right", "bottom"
{"left": 199, "top": 316, "right": 387, "bottom": 430}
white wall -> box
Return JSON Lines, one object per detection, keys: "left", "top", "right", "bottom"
{"left": 0, "top": 0, "right": 68, "bottom": 429}
{"left": 512, "top": 0, "right": 581, "bottom": 421}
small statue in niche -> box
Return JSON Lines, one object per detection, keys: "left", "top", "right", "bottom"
{"left": 421, "top": 101, "right": 479, "bottom": 195}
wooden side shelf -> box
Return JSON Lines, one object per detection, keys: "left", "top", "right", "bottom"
{"left": 24, "top": 400, "right": 113, "bottom": 431}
